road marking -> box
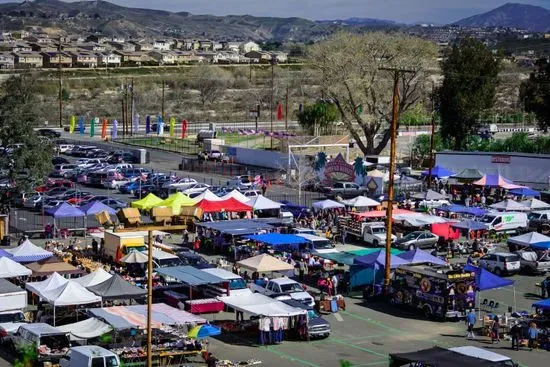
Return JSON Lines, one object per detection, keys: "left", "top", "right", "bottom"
{"left": 333, "top": 312, "right": 344, "bottom": 322}
{"left": 327, "top": 339, "right": 387, "bottom": 357}
{"left": 263, "top": 345, "right": 321, "bottom": 367}
{"left": 353, "top": 360, "right": 389, "bottom": 366}
{"left": 340, "top": 311, "right": 403, "bottom": 334}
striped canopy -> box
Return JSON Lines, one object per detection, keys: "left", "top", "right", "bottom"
{"left": 472, "top": 174, "right": 522, "bottom": 189}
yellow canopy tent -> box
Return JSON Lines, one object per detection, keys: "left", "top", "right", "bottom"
{"left": 131, "top": 193, "right": 163, "bottom": 210}
{"left": 152, "top": 192, "right": 196, "bottom": 215}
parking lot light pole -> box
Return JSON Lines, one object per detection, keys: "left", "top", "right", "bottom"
{"left": 270, "top": 58, "right": 277, "bottom": 149}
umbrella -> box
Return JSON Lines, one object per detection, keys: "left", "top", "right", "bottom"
{"left": 412, "top": 189, "right": 445, "bottom": 201}
{"left": 121, "top": 251, "right": 148, "bottom": 264}
{"left": 421, "top": 165, "right": 455, "bottom": 178}
{"left": 187, "top": 324, "right": 221, "bottom": 339}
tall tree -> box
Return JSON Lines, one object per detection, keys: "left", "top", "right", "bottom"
{"left": 308, "top": 32, "right": 437, "bottom": 155}
{"left": 520, "top": 58, "right": 550, "bottom": 132}
{"left": 0, "top": 75, "right": 53, "bottom": 210}
{"left": 297, "top": 101, "right": 339, "bottom": 135}
{"left": 439, "top": 38, "right": 501, "bottom": 149}
{"left": 186, "top": 64, "right": 231, "bottom": 107}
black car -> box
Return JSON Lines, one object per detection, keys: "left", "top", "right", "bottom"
{"left": 108, "top": 152, "right": 137, "bottom": 164}
{"left": 52, "top": 156, "right": 70, "bottom": 165}
{"left": 38, "top": 129, "right": 61, "bottom": 138}
{"left": 176, "top": 250, "right": 213, "bottom": 269}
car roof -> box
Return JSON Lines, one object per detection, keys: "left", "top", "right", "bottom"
{"left": 70, "top": 345, "right": 115, "bottom": 357}
{"left": 449, "top": 346, "right": 511, "bottom": 362}
{"left": 271, "top": 277, "right": 296, "bottom": 285}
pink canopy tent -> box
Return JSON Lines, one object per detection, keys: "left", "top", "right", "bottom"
{"left": 472, "top": 174, "right": 522, "bottom": 189}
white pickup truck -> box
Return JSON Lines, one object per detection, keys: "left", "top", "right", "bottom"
{"left": 339, "top": 218, "right": 396, "bottom": 246}
{"left": 250, "top": 278, "right": 315, "bottom": 306}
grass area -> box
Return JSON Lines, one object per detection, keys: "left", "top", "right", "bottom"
{"left": 123, "top": 136, "right": 200, "bottom": 155}
{"left": 218, "top": 133, "right": 264, "bottom": 146}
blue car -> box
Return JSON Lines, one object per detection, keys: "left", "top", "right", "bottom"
{"left": 119, "top": 180, "right": 142, "bottom": 194}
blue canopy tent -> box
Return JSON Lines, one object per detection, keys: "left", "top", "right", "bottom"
{"left": 532, "top": 298, "right": 550, "bottom": 311}
{"left": 421, "top": 165, "right": 455, "bottom": 178}
{"left": 464, "top": 264, "right": 516, "bottom": 316}
{"left": 438, "top": 204, "right": 486, "bottom": 217}
{"left": 45, "top": 203, "right": 86, "bottom": 237}
{"left": 450, "top": 220, "right": 488, "bottom": 231}
{"left": 509, "top": 187, "right": 540, "bottom": 197}
{"left": 508, "top": 232, "right": 550, "bottom": 250}
{"left": 397, "top": 248, "right": 447, "bottom": 266}
{"left": 244, "top": 233, "right": 308, "bottom": 251}
{"left": 350, "top": 250, "right": 410, "bottom": 289}
{"left": 80, "top": 201, "right": 116, "bottom": 216}
{"left": 280, "top": 201, "right": 310, "bottom": 218}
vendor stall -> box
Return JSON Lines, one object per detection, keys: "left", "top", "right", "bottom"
{"left": 5, "top": 239, "right": 53, "bottom": 263}
{"left": 87, "top": 274, "right": 147, "bottom": 302}
{"left": 25, "top": 256, "right": 86, "bottom": 277}
{"left": 237, "top": 254, "right": 294, "bottom": 275}
{"left": 72, "top": 267, "right": 112, "bottom": 287}
{"left": 41, "top": 280, "right": 102, "bottom": 325}
{"left": 0, "top": 256, "right": 32, "bottom": 278}
{"left": 131, "top": 193, "right": 163, "bottom": 210}
{"left": 312, "top": 199, "right": 345, "bottom": 211}
{"left": 56, "top": 317, "right": 113, "bottom": 341}
{"left": 244, "top": 233, "right": 308, "bottom": 252}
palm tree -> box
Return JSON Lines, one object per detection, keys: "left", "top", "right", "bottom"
{"left": 353, "top": 157, "right": 365, "bottom": 185}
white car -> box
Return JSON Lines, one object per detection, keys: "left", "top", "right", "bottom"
{"left": 479, "top": 252, "right": 521, "bottom": 276}
{"left": 181, "top": 183, "right": 210, "bottom": 196}
{"left": 207, "top": 150, "right": 224, "bottom": 161}
{"left": 163, "top": 178, "right": 197, "bottom": 189}
{"left": 57, "top": 144, "right": 74, "bottom": 153}
{"left": 226, "top": 175, "right": 254, "bottom": 190}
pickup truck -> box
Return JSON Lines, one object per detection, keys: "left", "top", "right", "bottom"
{"left": 515, "top": 250, "right": 550, "bottom": 274}
{"left": 322, "top": 182, "right": 366, "bottom": 199}
{"left": 250, "top": 278, "right": 315, "bottom": 307}
{"left": 338, "top": 218, "right": 396, "bottom": 246}
{"left": 528, "top": 210, "right": 550, "bottom": 235}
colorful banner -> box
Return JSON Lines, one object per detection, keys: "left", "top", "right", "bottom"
{"left": 101, "top": 119, "right": 107, "bottom": 140}
{"left": 169, "top": 117, "right": 175, "bottom": 137}
{"left": 181, "top": 119, "right": 188, "bottom": 139}
{"left": 90, "top": 118, "right": 95, "bottom": 137}
{"left": 69, "top": 115, "right": 75, "bottom": 134}
{"left": 133, "top": 113, "right": 140, "bottom": 134}
{"left": 157, "top": 116, "right": 164, "bottom": 136}
{"left": 78, "top": 116, "right": 84, "bottom": 135}
{"left": 145, "top": 115, "right": 151, "bottom": 134}
{"left": 112, "top": 119, "right": 118, "bottom": 140}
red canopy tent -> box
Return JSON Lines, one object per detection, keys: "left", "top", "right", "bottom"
{"left": 431, "top": 222, "right": 460, "bottom": 240}
{"left": 195, "top": 197, "right": 252, "bottom": 213}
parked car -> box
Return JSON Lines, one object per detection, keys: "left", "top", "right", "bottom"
{"left": 23, "top": 194, "right": 43, "bottom": 210}
{"left": 99, "top": 198, "right": 128, "bottom": 210}
{"left": 56, "top": 144, "right": 74, "bottom": 154}
{"left": 514, "top": 250, "right": 550, "bottom": 274}
{"left": 479, "top": 252, "right": 521, "bottom": 276}
{"left": 43, "top": 187, "right": 70, "bottom": 199}
{"left": 177, "top": 251, "right": 214, "bottom": 269}
{"left": 181, "top": 183, "right": 210, "bottom": 196}
{"left": 323, "top": 182, "right": 366, "bottom": 199}
{"left": 85, "top": 149, "right": 109, "bottom": 158}
{"left": 34, "top": 180, "right": 73, "bottom": 193}
{"left": 42, "top": 199, "right": 66, "bottom": 209}
{"left": 52, "top": 156, "right": 70, "bottom": 165}
{"left": 52, "top": 164, "right": 78, "bottom": 178}
{"left": 394, "top": 231, "right": 439, "bottom": 250}
{"left": 119, "top": 181, "right": 142, "bottom": 195}
{"left": 250, "top": 278, "right": 315, "bottom": 306}
{"left": 207, "top": 150, "right": 224, "bottom": 161}
{"left": 226, "top": 176, "right": 254, "bottom": 190}
{"left": 37, "top": 128, "right": 61, "bottom": 139}
{"left": 108, "top": 152, "right": 137, "bottom": 164}
{"left": 59, "top": 345, "right": 120, "bottom": 367}
{"left": 281, "top": 299, "right": 331, "bottom": 339}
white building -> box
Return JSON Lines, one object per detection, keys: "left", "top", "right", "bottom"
{"left": 153, "top": 40, "right": 171, "bottom": 51}
{"left": 97, "top": 52, "right": 122, "bottom": 67}
{"left": 240, "top": 41, "right": 260, "bottom": 53}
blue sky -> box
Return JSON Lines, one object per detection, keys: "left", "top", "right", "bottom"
{"left": 3, "top": 0, "right": 550, "bottom": 23}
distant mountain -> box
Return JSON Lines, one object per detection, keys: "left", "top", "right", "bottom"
{"left": 0, "top": 0, "right": 365, "bottom": 41}
{"left": 454, "top": 3, "right": 550, "bottom": 32}
{"left": 317, "top": 17, "right": 396, "bottom": 26}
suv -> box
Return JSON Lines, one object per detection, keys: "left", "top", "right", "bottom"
{"left": 514, "top": 250, "right": 550, "bottom": 275}
{"left": 479, "top": 252, "right": 521, "bottom": 276}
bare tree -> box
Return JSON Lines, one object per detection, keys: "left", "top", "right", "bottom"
{"left": 187, "top": 64, "right": 231, "bottom": 107}
{"left": 308, "top": 32, "right": 438, "bottom": 155}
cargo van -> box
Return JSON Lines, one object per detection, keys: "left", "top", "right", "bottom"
{"left": 478, "top": 212, "right": 528, "bottom": 233}
{"left": 295, "top": 233, "right": 337, "bottom": 254}
{"left": 12, "top": 323, "right": 70, "bottom": 362}
{"left": 60, "top": 346, "right": 120, "bottom": 367}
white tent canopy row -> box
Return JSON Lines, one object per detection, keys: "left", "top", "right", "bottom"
{"left": 521, "top": 198, "right": 550, "bottom": 210}
{"left": 56, "top": 317, "right": 112, "bottom": 341}
{"left": 341, "top": 196, "right": 380, "bottom": 208}
{"left": 220, "top": 190, "right": 250, "bottom": 204}
{"left": 41, "top": 280, "right": 102, "bottom": 306}
{"left": 26, "top": 272, "right": 69, "bottom": 299}
{"left": 218, "top": 292, "right": 306, "bottom": 317}
{"left": 0, "top": 257, "right": 32, "bottom": 278}
{"left": 72, "top": 268, "right": 113, "bottom": 288}
{"left": 237, "top": 254, "right": 294, "bottom": 273}
{"left": 393, "top": 213, "right": 451, "bottom": 227}
{"left": 248, "top": 195, "right": 282, "bottom": 211}
{"left": 490, "top": 199, "right": 530, "bottom": 212}
{"left": 312, "top": 199, "right": 345, "bottom": 211}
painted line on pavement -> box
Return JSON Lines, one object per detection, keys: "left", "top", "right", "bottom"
{"left": 340, "top": 311, "right": 403, "bottom": 334}
{"left": 327, "top": 339, "right": 387, "bottom": 357}
{"left": 353, "top": 360, "right": 389, "bottom": 366}
{"left": 333, "top": 334, "right": 392, "bottom": 341}
{"left": 263, "top": 345, "right": 321, "bottom": 367}
{"left": 333, "top": 313, "right": 344, "bottom": 322}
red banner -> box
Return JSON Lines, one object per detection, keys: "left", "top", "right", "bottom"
{"left": 181, "top": 119, "right": 188, "bottom": 139}
{"left": 101, "top": 119, "right": 107, "bottom": 140}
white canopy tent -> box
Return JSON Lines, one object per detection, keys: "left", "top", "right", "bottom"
{"left": 248, "top": 195, "right": 282, "bottom": 211}
{"left": 312, "top": 199, "right": 345, "bottom": 211}
{"left": 342, "top": 196, "right": 380, "bottom": 208}
{"left": 26, "top": 272, "right": 69, "bottom": 299}
{"left": 72, "top": 267, "right": 113, "bottom": 287}
{"left": 42, "top": 281, "right": 102, "bottom": 325}
{"left": 393, "top": 213, "right": 450, "bottom": 227}
{"left": 193, "top": 189, "right": 223, "bottom": 202}
{"left": 237, "top": 254, "right": 294, "bottom": 273}
{"left": 220, "top": 190, "right": 250, "bottom": 204}
{"left": 218, "top": 292, "right": 306, "bottom": 317}
{"left": 0, "top": 257, "right": 32, "bottom": 278}
{"left": 57, "top": 317, "right": 112, "bottom": 341}
{"left": 121, "top": 251, "right": 148, "bottom": 264}
{"left": 490, "top": 199, "right": 530, "bottom": 212}
{"left": 508, "top": 232, "right": 550, "bottom": 248}
{"left": 521, "top": 198, "right": 550, "bottom": 210}
{"left": 6, "top": 239, "right": 53, "bottom": 262}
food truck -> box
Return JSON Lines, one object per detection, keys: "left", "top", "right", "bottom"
{"left": 103, "top": 231, "right": 147, "bottom": 263}
{"left": 391, "top": 264, "right": 476, "bottom": 320}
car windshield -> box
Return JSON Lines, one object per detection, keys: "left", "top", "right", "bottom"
{"left": 528, "top": 213, "right": 541, "bottom": 220}
{"left": 505, "top": 254, "right": 520, "bottom": 262}
{"left": 229, "top": 278, "right": 247, "bottom": 290}
{"left": 371, "top": 227, "right": 385, "bottom": 234}
{"left": 0, "top": 312, "right": 24, "bottom": 322}
{"left": 479, "top": 215, "right": 496, "bottom": 223}
{"left": 106, "top": 356, "right": 120, "bottom": 367}
{"left": 157, "top": 257, "right": 184, "bottom": 268}
{"left": 402, "top": 232, "right": 420, "bottom": 241}
{"left": 313, "top": 240, "right": 332, "bottom": 249}
{"left": 280, "top": 283, "right": 305, "bottom": 292}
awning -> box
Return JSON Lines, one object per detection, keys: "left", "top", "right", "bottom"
{"left": 72, "top": 268, "right": 112, "bottom": 288}
{"left": 195, "top": 197, "right": 252, "bottom": 213}
{"left": 521, "top": 198, "right": 550, "bottom": 210}
{"left": 353, "top": 250, "right": 409, "bottom": 268}
{"left": 412, "top": 189, "right": 446, "bottom": 200}
{"left": 473, "top": 174, "right": 521, "bottom": 189}
{"left": 45, "top": 202, "right": 85, "bottom": 218}
{"left": 87, "top": 274, "right": 147, "bottom": 300}
{"left": 237, "top": 254, "right": 294, "bottom": 273}
{"left": 490, "top": 199, "right": 530, "bottom": 212}
{"left": 0, "top": 279, "right": 25, "bottom": 295}
{"left": 26, "top": 272, "right": 69, "bottom": 298}
{"left": 393, "top": 213, "right": 449, "bottom": 227}
{"left": 42, "top": 280, "right": 102, "bottom": 306}
{"left": 341, "top": 196, "right": 380, "bottom": 208}
{"left": 0, "top": 256, "right": 32, "bottom": 278}
{"left": 25, "top": 256, "right": 86, "bottom": 277}
{"left": 57, "top": 317, "right": 112, "bottom": 340}
{"left": 79, "top": 201, "right": 117, "bottom": 215}
{"left": 152, "top": 192, "right": 196, "bottom": 214}
{"left": 218, "top": 292, "right": 306, "bottom": 317}
{"left": 131, "top": 193, "right": 163, "bottom": 210}
{"left": 398, "top": 248, "right": 447, "bottom": 266}
{"left": 437, "top": 204, "right": 486, "bottom": 216}
{"left": 421, "top": 165, "right": 455, "bottom": 178}
{"left": 220, "top": 190, "right": 250, "bottom": 204}
{"left": 312, "top": 199, "right": 345, "bottom": 211}
{"left": 508, "top": 232, "right": 550, "bottom": 250}
{"left": 509, "top": 187, "right": 540, "bottom": 197}
{"left": 533, "top": 298, "right": 550, "bottom": 311}
{"left": 195, "top": 219, "right": 274, "bottom": 236}
{"left": 450, "top": 220, "right": 487, "bottom": 231}
{"left": 244, "top": 233, "right": 308, "bottom": 249}
{"left": 5, "top": 239, "right": 53, "bottom": 263}
{"left": 154, "top": 266, "right": 224, "bottom": 286}
{"left": 463, "top": 264, "right": 514, "bottom": 291}
{"left": 247, "top": 195, "right": 282, "bottom": 210}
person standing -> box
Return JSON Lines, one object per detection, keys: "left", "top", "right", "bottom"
{"left": 298, "top": 259, "right": 306, "bottom": 282}
{"left": 528, "top": 322, "right": 538, "bottom": 350}
{"left": 331, "top": 273, "right": 339, "bottom": 295}
{"left": 193, "top": 238, "right": 201, "bottom": 253}
{"left": 542, "top": 277, "right": 549, "bottom": 299}
{"left": 465, "top": 309, "right": 476, "bottom": 340}
{"left": 491, "top": 315, "right": 500, "bottom": 343}
{"left": 510, "top": 321, "right": 523, "bottom": 351}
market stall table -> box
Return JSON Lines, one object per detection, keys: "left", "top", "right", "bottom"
{"left": 185, "top": 298, "right": 225, "bottom": 314}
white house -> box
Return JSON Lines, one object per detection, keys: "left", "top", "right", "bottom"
{"left": 97, "top": 52, "right": 122, "bottom": 67}
{"left": 153, "top": 40, "right": 171, "bottom": 51}
{"left": 240, "top": 41, "right": 260, "bottom": 53}
{"left": 149, "top": 50, "right": 177, "bottom": 65}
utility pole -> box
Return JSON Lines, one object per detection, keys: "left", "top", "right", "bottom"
{"left": 121, "top": 80, "right": 126, "bottom": 139}
{"left": 285, "top": 85, "right": 289, "bottom": 131}
{"left": 161, "top": 80, "right": 165, "bottom": 122}
{"left": 130, "top": 78, "right": 135, "bottom": 136}
{"left": 58, "top": 40, "right": 63, "bottom": 128}
{"left": 126, "top": 79, "right": 131, "bottom": 137}
{"left": 270, "top": 58, "right": 276, "bottom": 149}
{"left": 427, "top": 82, "right": 437, "bottom": 188}
{"left": 380, "top": 67, "right": 414, "bottom": 291}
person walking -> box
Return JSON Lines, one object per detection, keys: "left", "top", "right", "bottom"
{"left": 298, "top": 259, "right": 306, "bottom": 282}
{"left": 528, "top": 322, "right": 538, "bottom": 350}
{"left": 510, "top": 321, "right": 523, "bottom": 351}
{"left": 465, "top": 309, "right": 476, "bottom": 340}
{"left": 491, "top": 315, "right": 500, "bottom": 343}
{"left": 331, "top": 273, "right": 339, "bottom": 295}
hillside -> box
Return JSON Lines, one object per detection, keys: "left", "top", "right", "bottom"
{"left": 454, "top": 3, "right": 550, "bottom": 32}
{"left": 0, "top": 0, "right": 360, "bottom": 41}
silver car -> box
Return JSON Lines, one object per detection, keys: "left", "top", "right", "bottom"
{"left": 394, "top": 231, "right": 439, "bottom": 250}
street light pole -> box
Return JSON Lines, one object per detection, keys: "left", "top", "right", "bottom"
{"left": 270, "top": 58, "right": 276, "bottom": 149}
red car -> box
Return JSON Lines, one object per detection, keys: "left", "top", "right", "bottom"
{"left": 67, "top": 195, "right": 93, "bottom": 205}
{"left": 35, "top": 179, "right": 74, "bottom": 193}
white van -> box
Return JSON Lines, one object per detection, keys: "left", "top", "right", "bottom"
{"left": 144, "top": 250, "right": 184, "bottom": 268}
{"left": 478, "top": 212, "right": 528, "bottom": 233}
{"left": 202, "top": 268, "right": 251, "bottom": 297}
{"left": 449, "top": 346, "right": 517, "bottom": 366}
{"left": 295, "top": 233, "right": 337, "bottom": 254}
{"left": 60, "top": 346, "right": 120, "bottom": 367}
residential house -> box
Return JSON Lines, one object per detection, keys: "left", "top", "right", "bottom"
{"left": 240, "top": 41, "right": 260, "bottom": 53}
{"left": 79, "top": 43, "right": 106, "bottom": 52}
{"left": 149, "top": 50, "right": 177, "bottom": 65}
{"left": 42, "top": 52, "right": 73, "bottom": 67}
{"left": 9, "top": 42, "right": 32, "bottom": 52}
{"left": 109, "top": 42, "right": 136, "bottom": 52}
{"left": 153, "top": 40, "right": 171, "bottom": 51}
{"left": 131, "top": 42, "right": 153, "bottom": 52}
{"left": 86, "top": 35, "right": 110, "bottom": 44}
{"left": 216, "top": 51, "right": 240, "bottom": 64}
{"left": 97, "top": 52, "right": 122, "bottom": 67}
{"left": 30, "top": 43, "right": 57, "bottom": 53}
{"left": 270, "top": 51, "right": 288, "bottom": 63}
{"left": 70, "top": 51, "right": 98, "bottom": 68}
{"left": 0, "top": 52, "right": 14, "bottom": 69}
{"left": 181, "top": 39, "right": 200, "bottom": 51}
{"left": 24, "top": 35, "right": 52, "bottom": 44}
{"left": 195, "top": 51, "right": 218, "bottom": 63}
{"left": 111, "top": 36, "right": 125, "bottom": 43}
{"left": 244, "top": 50, "right": 271, "bottom": 63}
{"left": 198, "top": 40, "right": 213, "bottom": 51}
{"left": 172, "top": 51, "right": 202, "bottom": 64}
{"left": 212, "top": 42, "right": 223, "bottom": 51}
{"left": 224, "top": 42, "right": 241, "bottom": 52}
{"left": 60, "top": 44, "right": 78, "bottom": 53}
{"left": 13, "top": 52, "right": 43, "bottom": 68}
{"left": 114, "top": 51, "right": 148, "bottom": 65}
